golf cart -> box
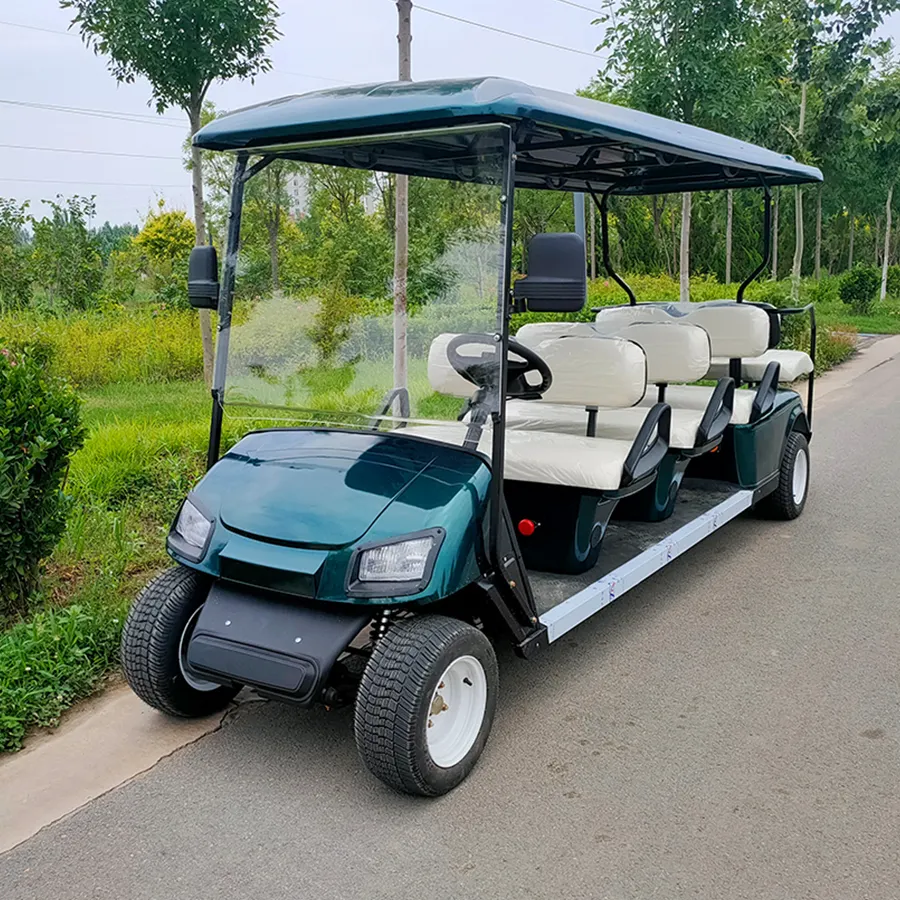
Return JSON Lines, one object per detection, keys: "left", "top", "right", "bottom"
{"left": 121, "top": 78, "right": 821, "bottom": 796}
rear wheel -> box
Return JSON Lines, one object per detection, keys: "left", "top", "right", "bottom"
{"left": 759, "top": 431, "right": 809, "bottom": 520}
{"left": 121, "top": 566, "right": 239, "bottom": 717}
{"left": 354, "top": 615, "right": 498, "bottom": 797}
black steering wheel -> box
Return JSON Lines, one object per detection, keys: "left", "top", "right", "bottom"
{"left": 446, "top": 333, "right": 552, "bottom": 399}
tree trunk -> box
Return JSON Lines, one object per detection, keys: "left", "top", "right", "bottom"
{"left": 268, "top": 217, "right": 280, "bottom": 292}
{"left": 815, "top": 186, "right": 822, "bottom": 280}
{"left": 790, "top": 82, "right": 807, "bottom": 303}
{"left": 679, "top": 192, "right": 691, "bottom": 302}
{"left": 725, "top": 189, "right": 733, "bottom": 285}
{"left": 589, "top": 200, "right": 596, "bottom": 280}
{"left": 189, "top": 102, "right": 214, "bottom": 387}
{"left": 791, "top": 186, "right": 804, "bottom": 301}
{"left": 881, "top": 184, "right": 893, "bottom": 301}
{"left": 772, "top": 188, "right": 780, "bottom": 280}
{"left": 393, "top": 0, "right": 412, "bottom": 411}
{"left": 848, "top": 209, "right": 855, "bottom": 269}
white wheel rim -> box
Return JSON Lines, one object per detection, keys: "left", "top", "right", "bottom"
{"left": 178, "top": 606, "right": 221, "bottom": 692}
{"left": 792, "top": 447, "right": 809, "bottom": 505}
{"left": 425, "top": 655, "right": 487, "bottom": 768}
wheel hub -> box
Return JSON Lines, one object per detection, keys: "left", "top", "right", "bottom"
{"left": 425, "top": 655, "right": 487, "bottom": 768}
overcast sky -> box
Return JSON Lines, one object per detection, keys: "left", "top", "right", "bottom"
{"left": 2, "top": 0, "right": 899, "bottom": 226}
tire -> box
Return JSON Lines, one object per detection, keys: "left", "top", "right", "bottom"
{"left": 354, "top": 615, "right": 498, "bottom": 797}
{"left": 759, "top": 431, "right": 809, "bottom": 520}
{"left": 121, "top": 566, "right": 239, "bottom": 717}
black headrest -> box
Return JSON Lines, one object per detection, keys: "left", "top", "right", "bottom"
{"left": 514, "top": 233, "right": 586, "bottom": 312}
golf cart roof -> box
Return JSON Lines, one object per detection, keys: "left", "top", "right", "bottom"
{"left": 194, "top": 77, "right": 822, "bottom": 195}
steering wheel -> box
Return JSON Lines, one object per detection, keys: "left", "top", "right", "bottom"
{"left": 446, "top": 333, "right": 552, "bottom": 399}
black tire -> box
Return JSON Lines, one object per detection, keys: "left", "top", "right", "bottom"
{"left": 121, "top": 566, "right": 239, "bottom": 717}
{"left": 758, "top": 431, "right": 810, "bottom": 520}
{"left": 354, "top": 615, "right": 498, "bottom": 797}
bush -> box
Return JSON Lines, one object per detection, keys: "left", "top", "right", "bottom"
{"left": 886, "top": 265, "right": 900, "bottom": 298}
{"left": 839, "top": 266, "right": 879, "bottom": 314}
{"left": 0, "top": 345, "right": 84, "bottom": 616}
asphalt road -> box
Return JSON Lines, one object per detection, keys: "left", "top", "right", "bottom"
{"left": 3, "top": 357, "right": 899, "bottom": 900}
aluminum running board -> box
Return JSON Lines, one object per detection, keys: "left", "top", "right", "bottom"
{"left": 540, "top": 489, "right": 753, "bottom": 642}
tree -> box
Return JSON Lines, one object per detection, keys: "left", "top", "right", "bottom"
{"left": 30, "top": 196, "right": 103, "bottom": 310}
{"left": 63, "top": 0, "right": 281, "bottom": 383}
{"left": 595, "top": 0, "right": 752, "bottom": 300}
{"left": 0, "top": 199, "right": 32, "bottom": 312}
{"left": 134, "top": 205, "right": 196, "bottom": 307}
{"left": 91, "top": 220, "right": 138, "bottom": 263}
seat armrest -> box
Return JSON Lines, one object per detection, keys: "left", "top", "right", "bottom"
{"left": 696, "top": 377, "right": 735, "bottom": 447}
{"left": 622, "top": 402, "right": 670, "bottom": 487}
{"left": 750, "top": 361, "right": 780, "bottom": 423}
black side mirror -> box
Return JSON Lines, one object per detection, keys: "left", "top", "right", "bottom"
{"left": 513, "top": 233, "right": 586, "bottom": 312}
{"left": 188, "top": 246, "right": 219, "bottom": 310}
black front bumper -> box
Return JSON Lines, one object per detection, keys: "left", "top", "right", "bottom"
{"left": 186, "top": 582, "right": 370, "bottom": 705}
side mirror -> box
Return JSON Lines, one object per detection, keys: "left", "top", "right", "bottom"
{"left": 188, "top": 246, "right": 219, "bottom": 310}
{"left": 513, "top": 233, "right": 586, "bottom": 313}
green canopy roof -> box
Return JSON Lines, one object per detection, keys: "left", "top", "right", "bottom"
{"left": 194, "top": 77, "right": 822, "bottom": 195}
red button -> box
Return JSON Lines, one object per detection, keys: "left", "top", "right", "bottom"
{"left": 518, "top": 519, "right": 537, "bottom": 536}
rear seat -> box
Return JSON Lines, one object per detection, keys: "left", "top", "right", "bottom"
{"left": 511, "top": 320, "right": 731, "bottom": 451}
{"left": 407, "top": 332, "right": 667, "bottom": 493}
{"left": 706, "top": 348, "right": 814, "bottom": 383}
{"left": 596, "top": 302, "right": 776, "bottom": 425}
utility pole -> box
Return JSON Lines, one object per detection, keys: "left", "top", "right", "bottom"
{"left": 393, "top": 0, "right": 412, "bottom": 412}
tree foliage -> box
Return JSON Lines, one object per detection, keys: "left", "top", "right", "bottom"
{"left": 0, "top": 199, "right": 32, "bottom": 312}
{"left": 61, "top": 0, "right": 280, "bottom": 116}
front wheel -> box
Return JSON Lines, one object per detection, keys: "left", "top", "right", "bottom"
{"left": 759, "top": 431, "right": 809, "bottom": 520}
{"left": 121, "top": 566, "right": 240, "bottom": 717}
{"left": 354, "top": 615, "right": 498, "bottom": 796}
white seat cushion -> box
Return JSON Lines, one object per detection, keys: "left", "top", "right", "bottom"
{"left": 404, "top": 423, "right": 632, "bottom": 491}
{"left": 706, "top": 349, "right": 813, "bottom": 383}
{"left": 639, "top": 384, "right": 755, "bottom": 425}
{"left": 506, "top": 400, "right": 703, "bottom": 450}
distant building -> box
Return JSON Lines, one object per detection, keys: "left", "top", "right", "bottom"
{"left": 285, "top": 169, "right": 381, "bottom": 220}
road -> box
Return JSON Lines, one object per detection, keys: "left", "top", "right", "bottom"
{"left": 3, "top": 352, "right": 899, "bottom": 900}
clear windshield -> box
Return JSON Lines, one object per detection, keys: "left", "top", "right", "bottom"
{"left": 221, "top": 127, "right": 509, "bottom": 454}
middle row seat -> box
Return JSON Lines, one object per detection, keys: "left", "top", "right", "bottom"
{"left": 509, "top": 320, "right": 731, "bottom": 450}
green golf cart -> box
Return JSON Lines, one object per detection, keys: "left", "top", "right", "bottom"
{"left": 121, "top": 78, "right": 821, "bottom": 796}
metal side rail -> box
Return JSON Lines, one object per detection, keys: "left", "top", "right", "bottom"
{"left": 540, "top": 489, "right": 753, "bottom": 642}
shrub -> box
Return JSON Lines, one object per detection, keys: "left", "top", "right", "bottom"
{"left": 803, "top": 274, "right": 840, "bottom": 306}
{"left": 839, "top": 266, "right": 879, "bottom": 314}
{"left": 886, "top": 265, "right": 900, "bottom": 298}
{"left": 0, "top": 345, "right": 84, "bottom": 616}
{"left": 815, "top": 327, "right": 857, "bottom": 371}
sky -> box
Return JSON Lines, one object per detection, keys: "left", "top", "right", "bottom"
{"left": 1, "top": 0, "right": 899, "bottom": 226}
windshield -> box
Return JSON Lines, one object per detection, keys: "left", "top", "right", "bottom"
{"left": 220, "top": 127, "right": 510, "bottom": 455}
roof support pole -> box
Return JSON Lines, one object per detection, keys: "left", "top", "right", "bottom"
{"left": 588, "top": 186, "right": 637, "bottom": 306}
{"left": 736, "top": 184, "right": 773, "bottom": 302}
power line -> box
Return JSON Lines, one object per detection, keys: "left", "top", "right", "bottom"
{"left": 550, "top": 0, "right": 604, "bottom": 14}
{"left": 0, "top": 19, "right": 354, "bottom": 87}
{"left": 0, "top": 18, "right": 73, "bottom": 37}
{"left": 0, "top": 98, "right": 186, "bottom": 127}
{"left": 0, "top": 177, "right": 186, "bottom": 188}
{"left": 0, "top": 143, "right": 181, "bottom": 160}
{"left": 413, "top": 4, "right": 603, "bottom": 59}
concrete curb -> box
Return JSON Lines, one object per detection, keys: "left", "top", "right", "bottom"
{"left": 0, "top": 684, "right": 227, "bottom": 855}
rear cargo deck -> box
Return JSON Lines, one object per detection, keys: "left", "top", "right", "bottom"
{"left": 527, "top": 480, "right": 752, "bottom": 641}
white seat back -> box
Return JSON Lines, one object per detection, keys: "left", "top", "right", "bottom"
{"left": 515, "top": 321, "right": 597, "bottom": 347}
{"left": 594, "top": 305, "right": 679, "bottom": 332}
{"left": 683, "top": 303, "right": 770, "bottom": 359}
{"left": 613, "top": 322, "right": 710, "bottom": 385}
{"left": 427, "top": 333, "right": 480, "bottom": 398}
{"left": 532, "top": 335, "right": 646, "bottom": 408}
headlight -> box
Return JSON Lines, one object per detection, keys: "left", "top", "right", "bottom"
{"left": 174, "top": 498, "right": 212, "bottom": 549}
{"left": 358, "top": 536, "right": 434, "bottom": 583}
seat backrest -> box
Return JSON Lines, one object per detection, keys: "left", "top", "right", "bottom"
{"left": 683, "top": 303, "right": 770, "bottom": 359}
{"left": 594, "top": 304, "right": 680, "bottom": 332}
{"left": 427, "top": 333, "right": 481, "bottom": 398}
{"left": 515, "top": 321, "right": 597, "bottom": 347}
{"left": 531, "top": 335, "right": 646, "bottom": 408}
{"left": 613, "top": 322, "right": 710, "bottom": 385}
